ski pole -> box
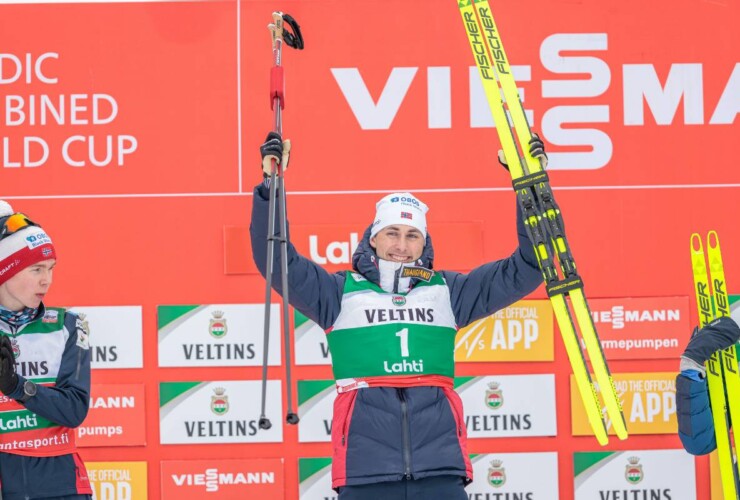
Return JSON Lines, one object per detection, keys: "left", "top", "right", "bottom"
{"left": 258, "top": 11, "right": 304, "bottom": 431}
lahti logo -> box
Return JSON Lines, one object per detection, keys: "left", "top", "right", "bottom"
{"left": 209, "top": 310, "right": 228, "bottom": 338}
{"left": 210, "top": 387, "right": 229, "bottom": 416}
{"left": 392, "top": 295, "right": 406, "bottom": 306}
{"left": 485, "top": 381, "right": 503, "bottom": 409}
{"left": 488, "top": 459, "right": 505, "bottom": 488}
{"left": 625, "top": 456, "right": 643, "bottom": 484}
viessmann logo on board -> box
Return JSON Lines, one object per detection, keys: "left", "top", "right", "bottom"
{"left": 77, "top": 384, "right": 145, "bottom": 447}
{"left": 331, "top": 33, "right": 736, "bottom": 170}
{"left": 161, "top": 459, "right": 284, "bottom": 499}
{"left": 588, "top": 297, "right": 689, "bottom": 360}
{"left": 171, "top": 468, "right": 275, "bottom": 492}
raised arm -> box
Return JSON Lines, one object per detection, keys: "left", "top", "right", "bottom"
{"left": 442, "top": 201, "right": 542, "bottom": 327}
{"left": 250, "top": 134, "right": 344, "bottom": 329}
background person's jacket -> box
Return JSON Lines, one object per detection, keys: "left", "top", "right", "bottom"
{"left": 0, "top": 306, "right": 92, "bottom": 499}
{"left": 676, "top": 317, "right": 740, "bottom": 455}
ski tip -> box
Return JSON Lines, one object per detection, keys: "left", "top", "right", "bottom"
{"left": 707, "top": 230, "right": 720, "bottom": 250}
{"left": 690, "top": 233, "right": 703, "bottom": 252}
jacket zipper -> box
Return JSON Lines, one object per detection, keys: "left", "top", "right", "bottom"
{"left": 9, "top": 325, "right": 31, "bottom": 500}
{"left": 393, "top": 266, "right": 401, "bottom": 294}
{"left": 397, "top": 388, "right": 412, "bottom": 479}
{"left": 21, "top": 454, "right": 29, "bottom": 500}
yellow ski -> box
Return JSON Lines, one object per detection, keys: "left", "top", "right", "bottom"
{"left": 691, "top": 231, "right": 740, "bottom": 499}
{"left": 456, "top": 0, "right": 627, "bottom": 444}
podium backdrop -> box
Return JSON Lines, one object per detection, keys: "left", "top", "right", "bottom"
{"left": 1, "top": 0, "right": 738, "bottom": 498}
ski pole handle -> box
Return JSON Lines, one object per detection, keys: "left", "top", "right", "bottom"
{"left": 269, "top": 12, "right": 285, "bottom": 110}
{"left": 267, "top": 12, "right": 304, "bottom": 111}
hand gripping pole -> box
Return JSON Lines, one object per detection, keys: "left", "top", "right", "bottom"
{"left": 259, "top": 11, "right": 304, "bottom": 431}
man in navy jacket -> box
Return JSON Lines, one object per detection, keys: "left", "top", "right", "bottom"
{"left": 251, "top": 132, "right": 545, "bottom": 499}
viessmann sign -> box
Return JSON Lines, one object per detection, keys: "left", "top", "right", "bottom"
{"left": 160, "top": 459, "right": 284, "bottom": 499}
{"left": 3, "top": 0, "right": 735, "bottom": 197}
{"left": 588, "top": 297, "right": 689, "bottom": 360}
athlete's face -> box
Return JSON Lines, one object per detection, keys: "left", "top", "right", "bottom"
{"left": 0, "top": 259, "right": 55, "bottom": 311}
{"left": 370, "top": 225, "right": 424, "bottom": 263}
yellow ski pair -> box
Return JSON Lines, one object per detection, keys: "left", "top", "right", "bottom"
{"left": 691, "top": 231, "right": 740, "bottom": 499}
{"left": 455, "top": 0, "right": 627, "bottom": 445}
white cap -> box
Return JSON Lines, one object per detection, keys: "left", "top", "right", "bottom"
{"left": 370, "top": 193, "right": 428, "bottom": 239}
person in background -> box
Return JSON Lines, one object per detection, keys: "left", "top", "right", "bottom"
{"left": 251, "top": 132, "right": 546, "bottom": 499}
{"left": 676, "top": 315, "right": 740, "bottom": 454}
{"left": 0, "top": 201, "right": 92, "bottom": 500}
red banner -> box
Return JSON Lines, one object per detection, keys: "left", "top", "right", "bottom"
{"left": 77, "top": 384, "right": 146, "bottom": 447}
{"left": 4, "top": 1, "right": 736, "bottom": 499}
{"left": 160, "top": 459, "right": 284, "bottom": 500}
{"left": 589, "top": 297, "right": 690, "bottom": 360}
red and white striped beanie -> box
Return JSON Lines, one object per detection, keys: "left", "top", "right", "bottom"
{"left": 0, "top": 201, "right": 56, "bottom": 286}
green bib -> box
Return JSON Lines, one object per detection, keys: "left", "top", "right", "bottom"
{"left": 327, "top": 272, "right": 457, "bottom": 380}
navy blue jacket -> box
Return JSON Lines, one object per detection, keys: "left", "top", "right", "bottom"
{"left": 676, "top": 317, "right": 740, "bottom": 455}
{"left": 676, "top": 372, "right": 716, "bottom": 455}
{"left": 250, "top": 184, "right": 542, "bottom": 330}
{"left": 0, "top": 307, "right": 92, "bottom": 499}
{"left": 250, "top": 183, "right": 542, "bottom": 488}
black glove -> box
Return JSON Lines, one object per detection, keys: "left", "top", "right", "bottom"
{"left": 260, "top": 131, "right": 291, "bottom": 177}
{"left": 498, "top": 133, "right": 548, "bottom": 171}
{"left": 682, "top": 316, "right": 740, "bottom": 365}
{"left": 0, "top": 335, "right": 18, "bottom": 395}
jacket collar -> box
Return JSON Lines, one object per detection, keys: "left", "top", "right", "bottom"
{"left": 351, "top": 224, "right": 435, "bottom": 292}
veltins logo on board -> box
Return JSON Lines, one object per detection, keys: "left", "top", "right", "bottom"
{"left": 210, "top": 387, "right": 229, "bottom": 416}
{"left": 161, "top": 459, "right": 284, "bottom": 499}
{"left": 488, "top": 460, "right": 505, "bottom": 487}
{"left": 159, "top": 381, "right": 283, "bottom": 444}
{"left": 574, "top": 449, "right": 695, "bottom": 500}
{"left": 456, "top": 375, "right": 556, "bottom": 437}
{"left": 157, "top": 305, "right": 280, "bottom": 367}
{"left": 208, "top": 310, "right": 228, "bottom": 338}
{"left": 485, "top": 381, "right": 503, "bottom": 409}
{"left": 468, "top": 453, "right": 558, "bottom": 498}
{"left": 625, "top": 456, "right": 643, "bottom": 484}
{"left": 69, "top": 306, "right": 143, "bottom": 369}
